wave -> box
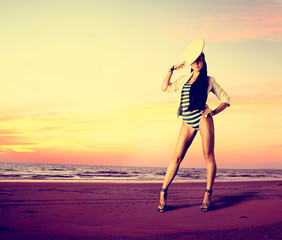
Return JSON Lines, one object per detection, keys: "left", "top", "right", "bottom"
{"left": 0, "top": 163, "right": 281, "bottom": 182}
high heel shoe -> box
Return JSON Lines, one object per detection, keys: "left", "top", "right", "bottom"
{"left": 158, "top": 188, "right": 167, "bottom": 213}
{"left": 201, "top": 189, "right": 213, "bottom": 212}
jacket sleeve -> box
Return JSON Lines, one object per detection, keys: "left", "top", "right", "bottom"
{"left": 210, "top": 78, "right": 231, "bottom": 106}
{"left": 166, "top": 75, "right": 185, "bottom": 93}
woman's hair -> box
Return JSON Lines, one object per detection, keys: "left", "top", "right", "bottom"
{"left": 188, "top": 53, "right": 209, "bottom": 111}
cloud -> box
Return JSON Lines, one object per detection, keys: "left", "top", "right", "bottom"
{"left": 228, "top": 79, "right": 282, "bottom": 104}
{"left": 0, "top": 106, "right": 135, "bottom": 155}
{"left": 0, "top": 135, "right": 39, "bottom": 154}
{"left": 160, "top": 1, "right": 282, "bottom": 42}
{"left": 0, "top": 129, "right": 21, "bottom": 134}
{"left": 0, "top": 108, "right": 72, "bottom": 153}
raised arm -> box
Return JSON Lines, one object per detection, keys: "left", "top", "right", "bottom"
{"left": 161, "top": 61, "right": 186, "bottom": 92}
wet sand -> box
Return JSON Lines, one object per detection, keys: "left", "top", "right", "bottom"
{"left": 0, "top": 180, "right": 281, "bottom": 239}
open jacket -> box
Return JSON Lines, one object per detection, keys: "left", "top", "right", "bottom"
{"left": 166, "top": 72, "right": 231, "bottom": 118}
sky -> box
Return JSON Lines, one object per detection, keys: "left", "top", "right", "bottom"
{"left": 0, "top": 0, "right": 281, "bottom": 169}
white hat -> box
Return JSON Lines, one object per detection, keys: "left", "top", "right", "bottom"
{"left": 181, "top": 38, "right": 205, "bottom": 65}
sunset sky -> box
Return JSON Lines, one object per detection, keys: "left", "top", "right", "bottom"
{"left": 0, "top": 0, "right": 281, "bottom": 169}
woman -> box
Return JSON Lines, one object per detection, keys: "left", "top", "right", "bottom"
{"left": 158, "top": 38, "right": 230, "bottom": 213}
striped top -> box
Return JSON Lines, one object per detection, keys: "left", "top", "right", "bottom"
{"left": 180, "top": 81, "right": 202, "bottom": 130}
{"left": 181, "top": 82, "right": 192, "bottom": 111}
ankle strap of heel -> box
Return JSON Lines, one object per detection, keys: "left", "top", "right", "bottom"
{"left": 205, "top": 189, "right": 213, "bottom": 196}
{"left": 161, "top": 188, "right": 167, "bottom": 193}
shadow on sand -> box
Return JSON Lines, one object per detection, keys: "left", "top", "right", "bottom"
{"left": 165, "top": 191, "right": 261, "bottom": 212}
{"left": 212, "top": 191, "right": 259, "bottom": 210}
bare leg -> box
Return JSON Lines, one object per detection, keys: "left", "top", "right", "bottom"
{"left": 158, "top": 121, "right": 197, "bottom": 209}
{"left": 199, "top": 115, "right": 216, "bottom": 208}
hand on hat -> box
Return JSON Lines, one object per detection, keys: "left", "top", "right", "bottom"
{"left": 173, "top": 61, "right": 186, "bottom": 71}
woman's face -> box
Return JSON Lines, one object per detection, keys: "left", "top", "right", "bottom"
{"left": 190, "top": 55, "right": 205, "bottom": 72}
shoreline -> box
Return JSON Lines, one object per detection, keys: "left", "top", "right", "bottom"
{"left": 1, "top": 180, "right": 281, "bottom": 239}
{"left": 0, "top": 178, "right": 281, "bottom": 183}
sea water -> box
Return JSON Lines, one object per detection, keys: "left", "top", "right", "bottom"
{"left": 0, "top": 162, "right": 281, "bottom": 182}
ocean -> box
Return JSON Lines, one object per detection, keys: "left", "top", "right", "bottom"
{"left": 0, "top": 162, "right": 281, "bottom": 182}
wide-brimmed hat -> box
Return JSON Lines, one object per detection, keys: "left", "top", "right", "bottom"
{"left": 181, "top": 38, "right": 205, "bottom": 65}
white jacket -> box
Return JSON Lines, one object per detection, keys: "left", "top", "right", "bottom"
{"left": 166, "top": 72, "right": 231, "bottom": 117}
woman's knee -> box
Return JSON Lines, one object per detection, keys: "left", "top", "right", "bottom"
{"left": 203, "top": 151, "right": 215, "bottom": 161}
{"left": 172, "top": 153, "right": 183, "bottom": 165}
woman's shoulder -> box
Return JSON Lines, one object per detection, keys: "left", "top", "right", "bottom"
{"left": 175, "top": 74, "right": 192, "bottom": 83}
{"left": 207, "top": 76, "right": 215, "bottom": 88}
{"left": 182, "top": 73, "right": 193, "bottom": 79}
{"left": 207, "top": 75, "right": 215, "bottom": 82}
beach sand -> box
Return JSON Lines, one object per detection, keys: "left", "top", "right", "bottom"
{"left": 0, "top": 180, "right": 281, "bottom": 240}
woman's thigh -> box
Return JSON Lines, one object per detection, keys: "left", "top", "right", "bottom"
{"left": 173, "top": 121, "right": 197, "bottom": 161}
{"left": 199, "top": 115, "right": 215, "bottom": 156}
